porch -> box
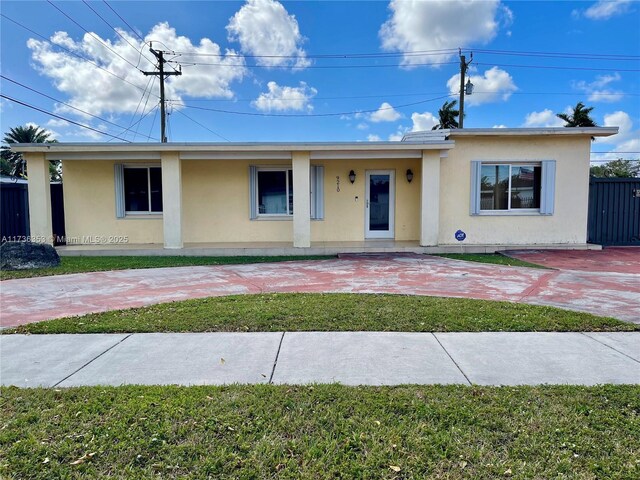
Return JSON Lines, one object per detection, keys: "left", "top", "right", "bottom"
{"left": 55, "top": 240, "right": 601, "bottom": 256}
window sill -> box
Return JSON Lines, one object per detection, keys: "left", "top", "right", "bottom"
{"left": 123, "top": 213, "right": 163, "bottom": 219}
{"left": 476, "top": 210, "right": 548, "bottom": 217}
{"left": 254, "top": 216, "right": 293, "bottom": 221}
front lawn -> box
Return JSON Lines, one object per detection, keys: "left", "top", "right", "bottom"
{"left": 7, "top": 293, "right": 636, "bottom": 334}
{"left": 0, "top": 255, "right": 335, "bottom": 280}
{"left": 1, "top": 384, "right": 638, "bottom": 479}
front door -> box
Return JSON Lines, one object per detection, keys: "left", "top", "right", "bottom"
{"left": 365, "top": 170, "right": 395, "bottom": 239}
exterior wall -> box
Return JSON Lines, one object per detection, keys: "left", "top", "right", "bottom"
{"left": 182, "top": 159, "right": 292, "bottom": 243}
{"left": 311, "top": 158, "right": 421, "bottom": 242}
{"left": 439, "top": 136, "right": 591, "bottom": 245}
{"left": 60, "top": 135, "right": 590, "bottom": 247}
{"left": 183, "top": 158, "right": 421, "bottom": 243}
{"left": 62, "top": 160, "right": 163, "bottom": 244}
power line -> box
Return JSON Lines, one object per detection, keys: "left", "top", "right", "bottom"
{"left": 173, "top": 109, "right": 231, "bottom": 142}
{"left": 167, "top": 47, "right": 639, "bottom": 61}
{"left": 170, "top": 94, "right": 452, "bottom": 118}
{"left": 167, "top": 90, "right": 639, "bottom": 103}
{"left": 0, "top": 13, "right": 154, "bottom": 97}
{"left": 172, "top": 59, "right": 639, "bottom": 72}
{"left": 46, "top": 1, "right": 141, "bottom": 71}
{"left": 120, "top": 75, "right": 155, "bottom": 141}
{"left": 102, "top": 0, "right": 144, "bottom": 41}
{"left": 0, "top": 74, "right": 159, "bottom": 141}
{"left": 1, "top": 94, "right": 131, "bottom": 142}
{"left": 132, "top": 80, "right": 158, "bottom": 141}
{"left": 81, "top": 0, "right": 155, "bottom": 68}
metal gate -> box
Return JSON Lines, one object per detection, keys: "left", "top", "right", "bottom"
{"left": 0, "top": 182, "right": 66, "bottom": 244}
{"left": 0, "top": 182, "right": 30, "bottom": 240}
{"left": 588, "top": 177, "right": 640, "bottom": 246}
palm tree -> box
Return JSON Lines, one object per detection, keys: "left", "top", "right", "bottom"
{"left": 1, "top": 124, "right": 59, "bottom": 180}
{"left": 556, "top": 102, "right": 597, "bottom": 127}
{"left": 432, "top": 100, "right": 460, "bottom": 130}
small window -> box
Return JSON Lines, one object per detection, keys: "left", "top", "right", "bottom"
{"left": 257, "top": 168, "right": 293, "bottom": 216}
{"left": 480, "top": 164, "right": 541, "bottom": 211}
{"left": 123, "top": 166, "right": 163, "bottom": 213}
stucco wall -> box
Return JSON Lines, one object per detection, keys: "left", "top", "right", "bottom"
{"left": 62, "top": 160, "right": 163, "bottom": 244}
{"left": 60, "top": 135, "right": 590, "bottom": 247}
{"left": 439, "top": 135, "right": 591, "bottom": 245}
{"left": 311, "top": 158, "right": 421, "bottom": 242}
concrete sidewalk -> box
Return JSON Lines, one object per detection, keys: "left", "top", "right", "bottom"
{"left": 2, "top": 332, "right": 638, "bottom": 387}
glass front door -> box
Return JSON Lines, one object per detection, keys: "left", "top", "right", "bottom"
{"left": 365, "top": 170, "right": 395, "bottom": 239}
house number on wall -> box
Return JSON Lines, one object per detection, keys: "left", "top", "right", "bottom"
{"left": 336, "top": 176, "right": 340, "bottom": 192}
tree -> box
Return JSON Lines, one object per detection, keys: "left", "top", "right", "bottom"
{"left": 432, "top": 100, "right": 460, "bottom": 130}
{"left": 556, "top": 102, "right": 597, "bottom": 127}
{"left": 1, "top": 125, "right": 60, "bottom": 181}
{"left": 590, "top": 159, "right": 640, "bottom": 178}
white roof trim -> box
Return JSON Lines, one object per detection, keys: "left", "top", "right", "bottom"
{"left": 446, "top": 127, "right": 616, "bottom": 137}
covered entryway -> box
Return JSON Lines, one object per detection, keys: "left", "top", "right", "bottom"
{"left": 588, "top": 177, "right": 640, "bottom": 246}
{"left": 365, "top": 170, "right": 395, "bottom": 239}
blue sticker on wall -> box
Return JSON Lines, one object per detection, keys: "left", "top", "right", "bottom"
{"left": 454, "top": 230, "right": 467, "bottom": 242}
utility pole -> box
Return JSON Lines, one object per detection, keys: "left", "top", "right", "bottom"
{"left": 458, "top": 49, "right": 473, "bottom": 128}
{"left": 143, "top": 43, "right": 181, "bottom": 142}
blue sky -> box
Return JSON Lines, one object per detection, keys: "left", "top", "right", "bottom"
{"left": 1, "top": 0, "right": 638, "bottom": 162}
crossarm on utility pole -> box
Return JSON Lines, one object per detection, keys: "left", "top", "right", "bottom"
{"left": 142, "top": 45, "right": 181, "bottom": 142}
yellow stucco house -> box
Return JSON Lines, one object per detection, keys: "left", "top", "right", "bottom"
{"left": 14, "top": 127, "right": 617, "bottom": 255}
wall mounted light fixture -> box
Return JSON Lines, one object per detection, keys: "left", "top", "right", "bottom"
{"left": 406, "top": 169, "right": 414, "bottom": 183}
{"left": 349, "top": 170, "right": 356, "bottom": 184}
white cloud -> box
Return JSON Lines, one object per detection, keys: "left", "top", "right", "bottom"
{"left": 411, "top": 111, "right": 438, "bottom": 131}
{"left": 369, "top": 102, "right": 401, "bottom": 122}
{"left": 388, "top": 125, "right": 410, "bottom": 141}
{"left": 593, "top": 111, "right": 640, "bottom": 161}
{"left": 367, "top": 134, "right": 382, "bottom": 142}
{"left": 356, "top": 123, "right": 369, "bottom": 130}
{"left": 583, "top": 0, "right": 633, "bottom": 20}
{"left": 28, "top": 23, "right": 246, "bottom": 118}
{"left": 379, "top": 0, "right": 511, "bottom": 66}
{"left": 574, "top": 73, "right": 624, "bottom": 103}
{"left": 522, "top": 109, "right": 566, "bottom": 128}
{"left": 252, "top": 81, "right": 316, "bottom": 111}
{"left": 447, "top": 67, "right": 517, "bottom": 106}
{"left": 46, "top": 119, "right": 70, "bottom": 128}
{"left": 25, "top": 122, "right": 59, "bottom": 140}
{"left": 227, "top": 0, "right": 308, "bottom": 68}
{"left": 493, "top": 124, "right": 508, "bottom": 128}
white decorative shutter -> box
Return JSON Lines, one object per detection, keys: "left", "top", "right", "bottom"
{"left": 114, "top": 164, "right": 125, "bottom": 218}
{"left": 540, "top": 160, "right": 556, "bottom": 215}
{"left": 469, "top": 161, "right": 481, "bottom": 215}
{"left": 249, "top": 166, "right": 257, "bottom": 219}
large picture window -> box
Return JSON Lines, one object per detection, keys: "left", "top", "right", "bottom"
{"left": 480, "top": 164, "right": 541, "bottom": 211}
{"left": 470, "top": 160, "right": 555, "bottom": 216}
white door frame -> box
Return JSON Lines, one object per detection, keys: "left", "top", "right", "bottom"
{"left": 365, "top": 170, "right": 395, "bottom": 239}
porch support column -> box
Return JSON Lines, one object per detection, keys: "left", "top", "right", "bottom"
{"left": 161, "top": 152, "right": 183, "bottom": 249}
{"left": 26, "top": 152, "right": 53, "bottom": 244}
{"left": 292, "top": 151, "right": 311, "bottom": 248}
{"left": 420, "top": 149, "right": 440, "bottom": 246}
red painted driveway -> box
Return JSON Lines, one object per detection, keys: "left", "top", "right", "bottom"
{"left": 505, "top": 247, "right": 640, "bottom": 274}
{"left": 1, "top": 252, "right": 639, "bottom": 327}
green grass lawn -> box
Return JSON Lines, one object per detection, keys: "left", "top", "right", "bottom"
{"left": 1, "top": 384, "right": 638, "bottom": 479}
{"left": 435, "top": 253, "right": 547, "bottom": 269}
{"left": 0, "top": 255, "right": 335, "bottom": 280}
{"left": 8, "top": 293, "right": 636, "bottom": 334}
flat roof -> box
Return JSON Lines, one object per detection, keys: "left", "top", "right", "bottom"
{"left": 404, "top": 127, "right": 618, "bottom": 140}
